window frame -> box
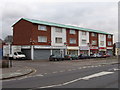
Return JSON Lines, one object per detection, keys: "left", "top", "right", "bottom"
{"left": 69, "top": 30, "right": 76, "bottom": 34}
{"left": 92, "top": 40, "right": 97, "bottom": 45}
{"left": 55, "top": 27, "right": 62, "bottom": 33}
{"left": 69, "top": 38, "right": 76, "bottom": 44}
{"left": 55, "top": 37, "right": 62, "bottom": 43}
{"left": 38, "top": 36, "right": 47, "bottom": 43}
{"left": 82, "top": 31, "right": 87, "bottom": 35}
{"left": 38, "top": 25, "right": 47, "bottom": 31}
{"left": 108, "top": 41, "right": 112, "bottom": 46}
{"left": 82, "top": 39, "right": 87, "bottom": 45}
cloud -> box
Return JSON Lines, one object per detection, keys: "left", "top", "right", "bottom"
{"left": 1, "top": 1, "right": 118, "bottom": 42}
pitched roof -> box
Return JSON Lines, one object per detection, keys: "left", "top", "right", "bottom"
{"left": 15, "top": 18, "right": 113, "bottom": 35}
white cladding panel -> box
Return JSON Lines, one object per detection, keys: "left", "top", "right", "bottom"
{"left": 98, "top": 34, "right": 106, "bottom": 47}
{"left": 51, "top": 27, "right": 66, "bottom": 46}
{"left": 79, "top": 31, "right": 89, "bottom": 46}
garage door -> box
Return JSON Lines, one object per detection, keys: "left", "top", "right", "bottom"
{"left": 22, "top": 49, "right": 31, "bottom": 59}
{"left": 34, "top": 49, "right": 50, "bottom": 60}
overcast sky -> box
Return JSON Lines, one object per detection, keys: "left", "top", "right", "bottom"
{"left": 1, "top": 0, "right": 118, "bottom": 42}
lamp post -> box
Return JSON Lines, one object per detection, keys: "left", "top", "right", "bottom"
{"left": 64, "top": 42, "right": 67, "bottom": 55}
{"left": 30, "top": 39, "right": 36, "bottom": 60}
{"left": 87, "top": 43, "right": 91, "bottom": 56}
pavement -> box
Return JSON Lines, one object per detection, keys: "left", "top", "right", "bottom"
{"left": 0, "top": 62, "right": 34, "bottom": 80}
{"left": 0, "top": 56, "right": 119, "bottom": 80}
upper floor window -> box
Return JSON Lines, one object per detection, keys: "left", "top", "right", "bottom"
{"left": 70, "top": 38, "right": 76, "bottom": 44}
{"left": 100, "top": 41, "right": 104, "bottom": 46}
{"left": 38, "top": 36, "right": 47, "bottom": 42}
{"left": 108, "top": 35, "right": 112, "bottom": 38}
{"left": 92, "top": 40, "right": 97, "bottom": 45}
{"left": 38, "top": 25, "right": 47, "bottom": 31}
{"left": 92, "top": 33, "right": 97, "bottom": 37}
{"left": 55, "top": 37, "right": 62, "bottom": 43}
{"left": 70, "top": 30, "right": 76, "bottom": 34}
{"left": 108, "top": 41, "right": 112, "bottom": 46}
{"left": 82, "top": 31, "right": 86, "bottom": 35}
{"left": 55, "top": 27, "right": 62, "bottom": 33}
{"left": 82, "top": 39, "right": 87, "bottom": 45}
{"left": 100, "top": 34, "right": 104, "bottom": 38}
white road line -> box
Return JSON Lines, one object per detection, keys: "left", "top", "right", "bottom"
{"left": 68, "top": 69, "right": 72, "bottom": 71}
{"left": 35, "top": 74, "right": 44, "bottom": 77}
{"left": 59, "top": 70, "right": 64, "bottom": 72}
{"left": 82, "top": 67, "right": 87, "bottom": 69}
{"left": 38, "top": 71, "right": 114, "bottom": 88}
{"left": 44, "top": 73, "right": 48, "bottom": 74}
{"left": 52, "top": 72, "right": 57, "bottom": 73}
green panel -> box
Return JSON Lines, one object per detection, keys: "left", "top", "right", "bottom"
{"left": 22, "top": 18, "right": 113, "bottom": 35}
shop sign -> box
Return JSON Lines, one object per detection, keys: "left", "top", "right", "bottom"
{"left": 99, "top": 47, "right": 106, "bottom": 51}
{"left": 80, "top": 46, "right": 89, "bottom": 50}
{"left": 90, "top": 46, "right": 98, "bottom": 50}
{"left": 21, "top": 46, "right": 30, "bottom": 49}
{"left": 107, "top": 47, "right": 113, "bottom": 49}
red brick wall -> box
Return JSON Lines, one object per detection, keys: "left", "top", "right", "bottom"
{"left": 89, "top": 32, "right": 98, "bottom": 46}
{"left": 31, "top": 24, "right": 51, "bottom": 45}
{"left": 66, "top": 29, "right": 78, "bottom": 46}
{"left": 106, "top": 35, "right": 113, "bottom": 47}
{"left": 13, "top": 19, "right": 33, "bottom": 45}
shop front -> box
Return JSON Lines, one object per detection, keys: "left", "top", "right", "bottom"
{"left": 79, "top": 46, "right": 90, "bottom": 55}
{"left": 67, "top": 46, "right": 79, "bottom": 55}
{"left": 99, "top": 47, "right": 106, "bottom": 55}
{"left": 90, "top": 46, "right": 99, "bottom": 54}
{"left": 107, "top": 47, "right": 113, "bottom": 56}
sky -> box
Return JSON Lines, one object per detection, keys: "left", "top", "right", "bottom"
{"left": 1, "top": 0, "right": 119, "bottom": 42}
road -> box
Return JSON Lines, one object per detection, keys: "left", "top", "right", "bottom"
{"left": 2, "top": 61, "right": 119, "bottom": 89}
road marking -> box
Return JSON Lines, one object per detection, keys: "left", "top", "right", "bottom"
{"left": 82, "top": 66, "right": 87, "bottom": 69}
{"left": 71, "top": 69, "right": 76, "bottom": 71}
{"left": 59, "top": 70, "right": 64, "bottom": 72}
{"left": 52, "top": 72, "right": 57, "bottom": 73}
{"left": 68, "top": 69, "right": 72, "bottom": 71}
{"left": 38, "top": 71, "right": 114, "bottom": 88}
{"left": 35, "top": 74, "right": 44, "bottom": 77}
{"left": 44, "top": 73, "right": 48, "bottom": 75}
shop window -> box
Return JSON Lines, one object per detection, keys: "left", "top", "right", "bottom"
{"left": 70, "top": 38, "right": 76, "bottom": 44}
{"left": 70, "top": 30, "right": 76, "bottom": 34}
{"left": 38, "top": 36, "right": 47, "bottom": 42}
{"left": 38, "top": 25, "right": 47, "bottom": 31}
{"left": 55, "top": 37, "right": 62, "bottom": 43}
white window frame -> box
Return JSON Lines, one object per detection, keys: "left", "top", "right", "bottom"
{"left": 100, "top": 41, "right": 104, "bottom": 46}
{"left": 108, "top": 35, "right": 112, "bottom": 38}
{"left": 92, "top": 33, "right": 97, "bottom": 37}
{"left": 82, "top": 31, "right": 86, "bottom": 35}
{"left": 70, "top": 38, "right": 76, "bottom": 44}
{"left": 70, "top": 30, "right": 76, "bottom": 34}
{"left": 38, "top": 36, "right": 47, "bottom": 42}
{"left": 108, "top": 41, "right": 112, "bottom": 46}
{"left": 55, "top": 37, "right": 62, "bottom": 43}
{"left": 92, "top": 40, "right": 97, "bottom": 45}
{"left": 55, "top": 27, "right": 62, "bottom": 33}
{"left": 38, "top": 25, "right": 47, "bottom": 31}
{"left": 82, "top": 39, "right": 87, "bottom": 45}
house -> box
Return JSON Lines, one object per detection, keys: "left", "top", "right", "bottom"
{"left": 115, "top": 42, "right": 120, "bottom": 56}
{"left": 12, "top": 18, "right": 113, "bottom": 60}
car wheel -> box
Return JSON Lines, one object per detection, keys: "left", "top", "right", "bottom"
{"left": 70, "top": 58, "right": 72, "bottom": 60}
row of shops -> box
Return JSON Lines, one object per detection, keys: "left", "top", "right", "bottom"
{"left": 21, "top": 45, "right": 113, "bottom": 60}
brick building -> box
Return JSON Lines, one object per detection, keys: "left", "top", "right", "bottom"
{"left": 12, "top": 18, "right": 113, "bottom": 60}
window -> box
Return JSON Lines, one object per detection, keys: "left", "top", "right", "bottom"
{"left": 70, "top": 38, "right": 76, "bottom": 44}
{"left": 82, "top": 39, "right": 87, "bottom": 44}
{"left": 92, "top": 33, "right": 97, "bottom": 37}
{"left": 55, "top": 37, "right": 62, "bottom": 43}
{"left": 55, "top": 27, "right": 62, "bottom": 33}
{"left": 38, "top": 25, "right": 47, "bottom": 31}
{"left": 100, "top": 41, "right": 104, "bottom": 46}
{"left": 70, "top": 30, "right": 76, "bottom": 34}
{"left": 82, "top": 31, "right": 86, "bottom": 35}
{"left": 100, "top": 34, "right": 104, "bottom": 38}
{"left": 108, "top": 41, "right": 112, "bottom": 46}
{"left": 38, "top": 36, "right": 47, "bottom": 42}
{"left": 92, "top": 40, "right": 97, "bottom": 45}
{"left": 108, "top": 35, "right": 111, "bottom": 38}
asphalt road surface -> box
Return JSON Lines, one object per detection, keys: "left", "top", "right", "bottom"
{"left": 2, "top": 63, "right": 119, "bottom": 89}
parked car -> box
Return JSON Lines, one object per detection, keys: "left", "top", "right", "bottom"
{"left": 49, "top": 55, "right": 64, "bottom": 61}
{"left": 78, "top": 54, "right": 91, "bottom": 59}
{"left": 103, "top": 53, "right": 111, "bottom": 57}
{"left": 64, "top": 55, "right": 79, "bottom": 60}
